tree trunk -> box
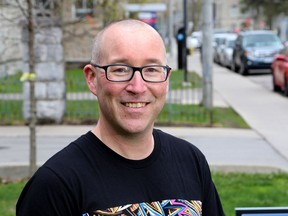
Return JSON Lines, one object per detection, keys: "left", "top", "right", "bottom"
{"left": 27, "top": 0, "right": 37, "bottom": 176}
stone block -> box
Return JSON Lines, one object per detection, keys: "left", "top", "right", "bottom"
{"left": 23, "top": 100, "right": 66, "bottom": 123}
{"left": 35, "top": 62, "right": 64, "bottom": 81}
{"left": 35, "top": 28, "right": 63, "bottom": 44}
{"left": 47, "top": 82, "right": 65, "bottom": 99}
{"left": 37, "top": 100, "right": 65, "bottom": 123}
{"left": 35, "top": 82, "right": 47, "bottom": 99}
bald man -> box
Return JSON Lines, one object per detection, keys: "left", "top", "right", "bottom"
{"left": 17, "top": 19, "right": 224, "bottom": 216}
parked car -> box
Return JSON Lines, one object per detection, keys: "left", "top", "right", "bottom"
{"left": 218, "top": 34, "right": 237, "bottom": 67}
{"left": 187, "top": 31, "right": 202, "bottom": 50}
{"left": 213, "top": 33, "right": 228, "bottom": 64}
{"left": 231, "top": 30, "right": 284, "bottom": 75}
{"left": 271, "top": 46, "right": 288, "bottom": 96}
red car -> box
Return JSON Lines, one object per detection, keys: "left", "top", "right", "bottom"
{"left": 271, "top": 46, "right": 288, "bottom": 96}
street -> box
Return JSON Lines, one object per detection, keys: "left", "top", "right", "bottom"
{"left": 190, "top": 50, "right": 286, "bottom": 98}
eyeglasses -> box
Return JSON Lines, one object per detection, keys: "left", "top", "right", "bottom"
{"left": 90, "top": 63, "right": 171, "bottom": 83}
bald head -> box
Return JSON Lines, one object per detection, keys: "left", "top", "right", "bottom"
{"left": 91, "top": 19, "right": 167, "bottom": 64}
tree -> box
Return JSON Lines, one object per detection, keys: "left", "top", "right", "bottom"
{"left": 239, "top": 0, "right": 288, "bottom": 29}
{"left": 190, "top": 0, "right": 202, "bottom": 32}
{"left": 0, "top": 0, "right": 63, "bottom": 176}
{"left": 0, "top": 0, "right": 161, "bottom": 177}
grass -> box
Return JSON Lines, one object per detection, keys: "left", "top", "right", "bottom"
{"left": 0, "top": 99, "right": 249, "bottom": 128}
{"left": 64, "top": 100, "right": 249, "bottom": 128}
{"left": 169, "top": 69, "right": 202, "bottom": 89}
{"left": 0, "top": 180, "right": 26, "bottom": 216}
{"left": 1, "top": 172, "right": 287, "bottom": 216}
{"left": 0, "top": 72, "right": 22, "bottom": 93}
{"left": 66, "top": 68, "right": 87, "bottom": 92}
{"left": 213, "top": 172, "right": 288, "bottom": 216}
{"left": 0, "top": 68, "right": 249, "bottom": 128}
{"left": 0, "top": 100, "right": 23, "bottom": 125}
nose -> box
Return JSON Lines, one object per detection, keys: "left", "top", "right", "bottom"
{"left": 126, "top": 71, "right": 147, "bottom": 93}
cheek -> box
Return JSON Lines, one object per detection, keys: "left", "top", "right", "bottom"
{"left": 96, "top": 80, "right": 123, "bottom": 101}
{"left": 158, "top": 82, "right": 169, "bottom": 97}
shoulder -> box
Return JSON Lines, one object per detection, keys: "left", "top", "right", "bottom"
{"left": 154, "top": 128, "right": 204, "bottom": 156}
{"left": 39, "top": 131, "right": 100, "bottom": 180}
{"left": 153, "top": 128, "right": 209, "bottom": 169}
{"left": 153, "top": 128, "right": 213, "bottom": 182}
{"left": 16, "top": 166, "right": 79, "bottom": 215}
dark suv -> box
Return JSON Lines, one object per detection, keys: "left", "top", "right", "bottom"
{"left": 231, "top": 30, "right": 283, "bottom": 75}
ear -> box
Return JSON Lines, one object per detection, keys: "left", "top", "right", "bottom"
{"left": 84, "top": 64, "right": 97, "bottom": 96}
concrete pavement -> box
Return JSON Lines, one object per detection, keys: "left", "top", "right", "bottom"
{"left": 187, "top": 51, "right": 288, "bottom": 170}
{"left": 1, "top": 51, "right": 288, "bottom": 180}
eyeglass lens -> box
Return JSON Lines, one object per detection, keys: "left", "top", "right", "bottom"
{"left": 106, "top": 65, "right": 168, "bottom": 82}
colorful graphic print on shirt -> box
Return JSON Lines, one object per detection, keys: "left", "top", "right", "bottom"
{"left": 83, "top": 199, "right": 202, "bottom": 216}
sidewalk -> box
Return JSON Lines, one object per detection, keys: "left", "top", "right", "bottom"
{"left": 1, "top": 52, "right": 288, "bottom": 180}
{"left": 0, "top": 125, "right": 288, "bottom": 181}
{"left": 187, "top": 51, "right": 288, "bottom": 169}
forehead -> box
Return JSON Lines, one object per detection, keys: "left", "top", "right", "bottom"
{"left": 100, "top": 24, "right": 166, "bottom": 64}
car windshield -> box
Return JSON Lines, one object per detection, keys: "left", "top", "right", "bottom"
{"left": 243, "top": 34, "right": 282, "bottom": 48}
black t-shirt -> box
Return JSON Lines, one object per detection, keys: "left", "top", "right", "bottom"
{"left": 16, "top": 129, "right": 225, "bottom": 216}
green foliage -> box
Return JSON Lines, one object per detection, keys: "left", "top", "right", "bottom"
{"left": 239, "top": 0, "right": 288, "bottom": 28}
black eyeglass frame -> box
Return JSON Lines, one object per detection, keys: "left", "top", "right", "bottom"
{"left": 90, "top": 62, "right": 171, "bottom": 83}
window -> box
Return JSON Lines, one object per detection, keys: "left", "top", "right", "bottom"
{"left": 73, "top": 0, "right": 96, "bottom": 18}
{"left": 35, "top": 0, "right": 56, "bottom": 17}
{"left": 230, "top": 4, "right": 238, "bottom": 18}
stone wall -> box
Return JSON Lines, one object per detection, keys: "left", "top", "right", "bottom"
{"left": 0, "top": 5, "right": 23, "bottom": 77}
{"left": 22, "top": 25, "right": 66, "bottom": 123}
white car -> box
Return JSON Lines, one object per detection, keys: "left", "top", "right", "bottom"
{"left": 187, "top": 31, "right": 202, "bottom": 49}
{"left": 218, "top": 34, "right": 237, "bottom": 68}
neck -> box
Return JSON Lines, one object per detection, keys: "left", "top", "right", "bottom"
{"left": 91, "top": 121, "right": 154, "bottom": 160}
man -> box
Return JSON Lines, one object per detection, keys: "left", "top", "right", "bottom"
{"left": 17, "top": 19, "right": 225, "bottom": 216}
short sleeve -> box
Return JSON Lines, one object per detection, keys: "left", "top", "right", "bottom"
{"left": 16, "top": 166, "right": 79, "bottom": 216}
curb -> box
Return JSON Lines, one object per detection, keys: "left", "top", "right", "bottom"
{"left": 1, "top": 164, "right": 287, "bottom": 182}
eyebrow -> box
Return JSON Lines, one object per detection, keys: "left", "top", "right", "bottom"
{"left": 109, "top": 58, "right": 165, "bottom": 65}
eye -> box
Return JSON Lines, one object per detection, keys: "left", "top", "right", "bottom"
{"left": 109, "top": 65, "right": 130, "bottom": 73}
{"left": 144, "top": 66, "right": 163, "bottom": 73}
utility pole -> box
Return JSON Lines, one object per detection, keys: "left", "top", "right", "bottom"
{"left": 202, "top": 0, "right": 213, "bottom": 121}
{"left": 183, "top": 0, "right": 188, "bottom": 82}
{"left": 168, "top": 0, "right": 175, "bottom": 57}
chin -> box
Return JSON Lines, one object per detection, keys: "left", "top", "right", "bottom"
{"left": 120, "top": 121, "right": 153, "bottom": 135}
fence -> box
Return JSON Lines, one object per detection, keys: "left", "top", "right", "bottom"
{"left": 0, "top": 69, "right": 212, "bottom": 126}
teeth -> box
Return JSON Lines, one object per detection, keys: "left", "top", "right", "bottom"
{"left": 125, "top": 102, "right": 146, "bottom": 108}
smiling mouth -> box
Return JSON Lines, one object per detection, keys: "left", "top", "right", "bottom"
{"left": 124, "top": 102, "right": 147, "bottom": 108}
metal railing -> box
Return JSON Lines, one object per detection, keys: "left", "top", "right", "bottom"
{"left": 0, "top": 72, "right": 211, "bottom": 126}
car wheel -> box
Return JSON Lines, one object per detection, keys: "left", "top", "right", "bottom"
{"left": 239, "top": 62, "right": 248, "bottom": 76}
{"left": 231, "top": 59, "right": 238, "bottom": 72}
{"left": 284, "top": 77, "right": 288, "bottom": 97}
{"left": 272, "top": 73, "right": 281, "bottom": 92}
